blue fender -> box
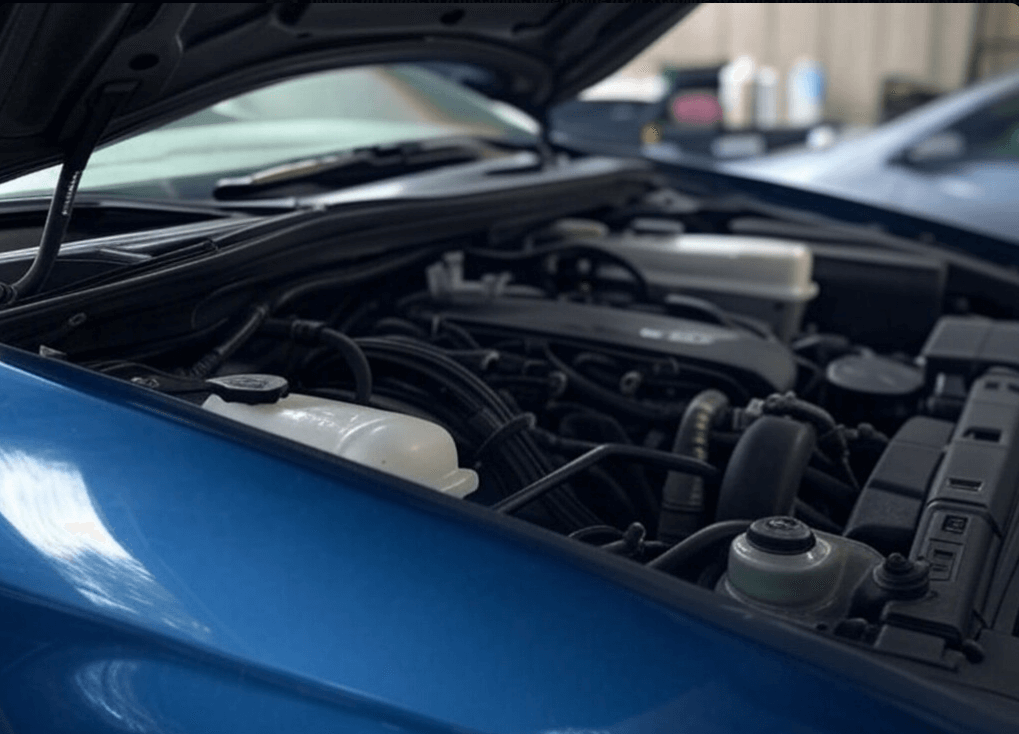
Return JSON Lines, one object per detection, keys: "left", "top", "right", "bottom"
{"left": 0, "top": 346, "right": 985, "bottom": 733}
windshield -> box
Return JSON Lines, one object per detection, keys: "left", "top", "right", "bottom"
{"left": 0, "top": 64, "right": 539, "bottom": 201}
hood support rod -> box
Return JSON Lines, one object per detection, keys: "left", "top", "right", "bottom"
{"left": 0, "top": 82, "right": 135, "bottom": 306}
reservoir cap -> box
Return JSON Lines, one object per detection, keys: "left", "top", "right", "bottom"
{"left": 746, "top": 516, "right": 816, "bottom": 555}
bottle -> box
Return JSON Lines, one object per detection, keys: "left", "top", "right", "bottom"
{"left": 787, "top": 57, "right": 825, "bottom": 127}
{"left": 755, "top": 66, "right": 779, "bottom": 130}
{"left": 718, "top": 55, "right": 756, "bottom": 129}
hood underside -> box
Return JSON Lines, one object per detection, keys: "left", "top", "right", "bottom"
{"left": 0, "top": 2, "right": 695, "bottom": 185}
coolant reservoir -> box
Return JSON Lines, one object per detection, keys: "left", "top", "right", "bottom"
{"left": 203, "top": 392, "right": 478, "bottom": 498}
{"left": 721, "top": 516, "right": 883, "bottom": 620}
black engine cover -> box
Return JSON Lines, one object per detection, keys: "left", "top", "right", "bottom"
{"left": 437, "top": 297, "right": 796, "bottom": 395}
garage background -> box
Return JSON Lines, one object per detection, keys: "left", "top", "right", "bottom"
{"left": 615, "top": 3, "right": 1019, "bottom": 126}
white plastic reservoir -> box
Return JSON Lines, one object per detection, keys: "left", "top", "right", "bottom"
{"left": 609, "top": 233, "right": 819, "bottom": 341}
{"left": 203, "top": 392, "right": 479, "bottom": 498}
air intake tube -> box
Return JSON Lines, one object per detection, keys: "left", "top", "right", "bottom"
{"left": 658, "top": 389, "right": 729, "bottom": 543}
{"left": 716, "top": 416, "right": 816, "bottom": 522}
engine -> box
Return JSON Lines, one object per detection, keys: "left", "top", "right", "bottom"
{"left": 80, "top": 199, "right": 1019, "bottom": 680}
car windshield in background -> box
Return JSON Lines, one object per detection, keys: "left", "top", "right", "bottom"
{"left": 0, "top": 64, "right": 539, "bottom": 201}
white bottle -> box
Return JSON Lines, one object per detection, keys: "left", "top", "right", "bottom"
{"left": 719, "top": 55, "right": 756, "bottom": 129}
{"left": 787, "top": 57, "right": 825, "bottom": 127}
{"left": 203, "top": 392, "right": 479, "bottom": 498}
{"left": 755, "top": 66, "right": 779, "bottom": 130}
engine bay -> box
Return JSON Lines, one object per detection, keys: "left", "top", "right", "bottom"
{"left": 13, "top": 179, "right": 1019, "bottom": 700}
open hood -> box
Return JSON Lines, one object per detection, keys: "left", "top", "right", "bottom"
{"left": 0, "top": 3, "right": 695, "bottom": 185}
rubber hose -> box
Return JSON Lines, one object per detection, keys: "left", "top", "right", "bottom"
{"left": 716, "top": 416, "right": 816, "bottom": 522}
{"left": 648, "top": 520, "right": 752, "bottom": 575}
{"left": 658, "top": 389, "right": 729, "bottom": 543}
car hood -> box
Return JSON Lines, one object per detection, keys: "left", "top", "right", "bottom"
{"left": 0, "top": 3, "right": 694, "bottom": 186}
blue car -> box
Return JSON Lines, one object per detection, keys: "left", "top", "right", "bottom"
{"left": 723, "top": 66, "right": 1019, "bottom": 246}
{"left": 0, "top": 4, "right": 1014, "bottom": 733}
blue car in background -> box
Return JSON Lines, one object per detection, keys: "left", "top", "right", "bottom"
{"left": 0, "top": 4, "right": 1016, "bottom": 733}
{"left": 723, "top": 66, "right": 1019, "bottom": 245}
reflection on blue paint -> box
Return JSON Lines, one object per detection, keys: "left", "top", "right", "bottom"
{"left": 0, "top": 450, "right": 208, "bottom": 637}
{"left": 76, "top": 659, "right": 158, "bottom": 733}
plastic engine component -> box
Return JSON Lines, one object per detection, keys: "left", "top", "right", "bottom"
{"left": 721, "top": 516, "right": 883, "bottom": 617}
{"left": 806, "top": 243, "right": 945, "bottom": 353}
{"left": 715, "top": 416, "right": 816, "bottom": 521}
{"left": 881, "top": 371, "right": 1019, "bottom": 644}
{"left": 920, "top": 316, "right": 1019, "bottom": 386}
{"left": 824, "top": 353, "right": 923, "bottom": 431}
{"left": 845, "top": 416, "right": 954, "bottom": 556}
{"left": 438, "top": 297, "right": 798, "bottom": 395}
{"left": 606, "top": 233, "right": 818, "bottom": 341}
{"left": 203, "top": 392, "right": 479, "bottom": 497}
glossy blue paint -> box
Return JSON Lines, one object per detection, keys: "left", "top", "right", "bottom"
{"left": 0, "top": 347, "right": 977, "bottom": 733}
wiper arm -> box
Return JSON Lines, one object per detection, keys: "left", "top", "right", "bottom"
{"left": 212, "top": 139, "right": 488, "bottom": 200}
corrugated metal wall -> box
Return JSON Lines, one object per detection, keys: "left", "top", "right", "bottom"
{"left": 618, "top": 3, "right": 998, "bottom": 125}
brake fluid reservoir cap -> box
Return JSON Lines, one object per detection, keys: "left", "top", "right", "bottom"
{"left": 727, "top": 516, "right": 838, "bottom": 607}
{"left": 746, "top": 516, "right": 816, "bottom": 554}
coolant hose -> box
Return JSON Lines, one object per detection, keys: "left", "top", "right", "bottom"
{"left": 658, "top": 389, "right": 729, "bottom": 543}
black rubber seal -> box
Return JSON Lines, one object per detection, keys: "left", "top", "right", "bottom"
{"left": 745, "top": 516, "right": 816, "bottom": 555}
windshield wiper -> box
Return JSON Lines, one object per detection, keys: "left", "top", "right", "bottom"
{"left": 212, "top": 139, "right": 492, "bottom": 200}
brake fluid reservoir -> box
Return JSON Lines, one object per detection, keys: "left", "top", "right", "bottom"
{"left": 202, "top": 392, "right": 478, "bottom": 498}
{"left": 721, "top": 516, "right": 883, "bottom": 620}
{"left": 726, "top": 517, "right": 838, "bottom": 607}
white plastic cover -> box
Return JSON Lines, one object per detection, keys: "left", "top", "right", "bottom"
{"left": 615, "top": 233, "right": 819, "bottom": 303}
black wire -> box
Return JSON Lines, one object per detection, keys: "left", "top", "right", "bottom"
{"left": 372, "top": 317, "right": 428, "bottom": 339}
{"left": 319, "top": 328, "right": 373, "bottom": 405}
{"left": 182, "top": 302, "right": 271, "bottom": 379}
{"left": 646, "top": 520, "right": 751, "bottom": 574}
{"left": 336, "top": 300, "right": 380, "bottom": 335}
{"left": 795, "top": 356, "right": 824, "bottom": 397}
{"left": 554, "top": 409, "right": 660, "bottom": 524}
{"left": 492, "top": 444, "right": 717, "bottom": 515}
{"left": 356, "top": 336, "right": 600, "bottom": 528}
{"left": 431, "top": 318, "right": 480, "bottom": 349}
{"left": 793, "top": 499, "right": 842, "bottom": 533}
{"left": 472, "top": 412, "right": 536, "bottom": 466}
{"left": 441, "top": 349, "right": 501, "bottom": 372}
{"left": 544, "top": 345, "right": 688, "bottom": 421}
{"left": 569, "top": 525, "right": 623, "bottom": 543}
{"left": 357, "top": 337, "right": 511, "bottom": 419}
{"left": 261, "top": 318, "right": 373, "bottom": 405}
{"left": 583, "top": 465, "right": 641, "bottom": 524}
{"left": 268, "top": 246, "right": 444, "bottom": 312}
{"left": 468, "top": 242, "right": 650, "bottom": 301}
